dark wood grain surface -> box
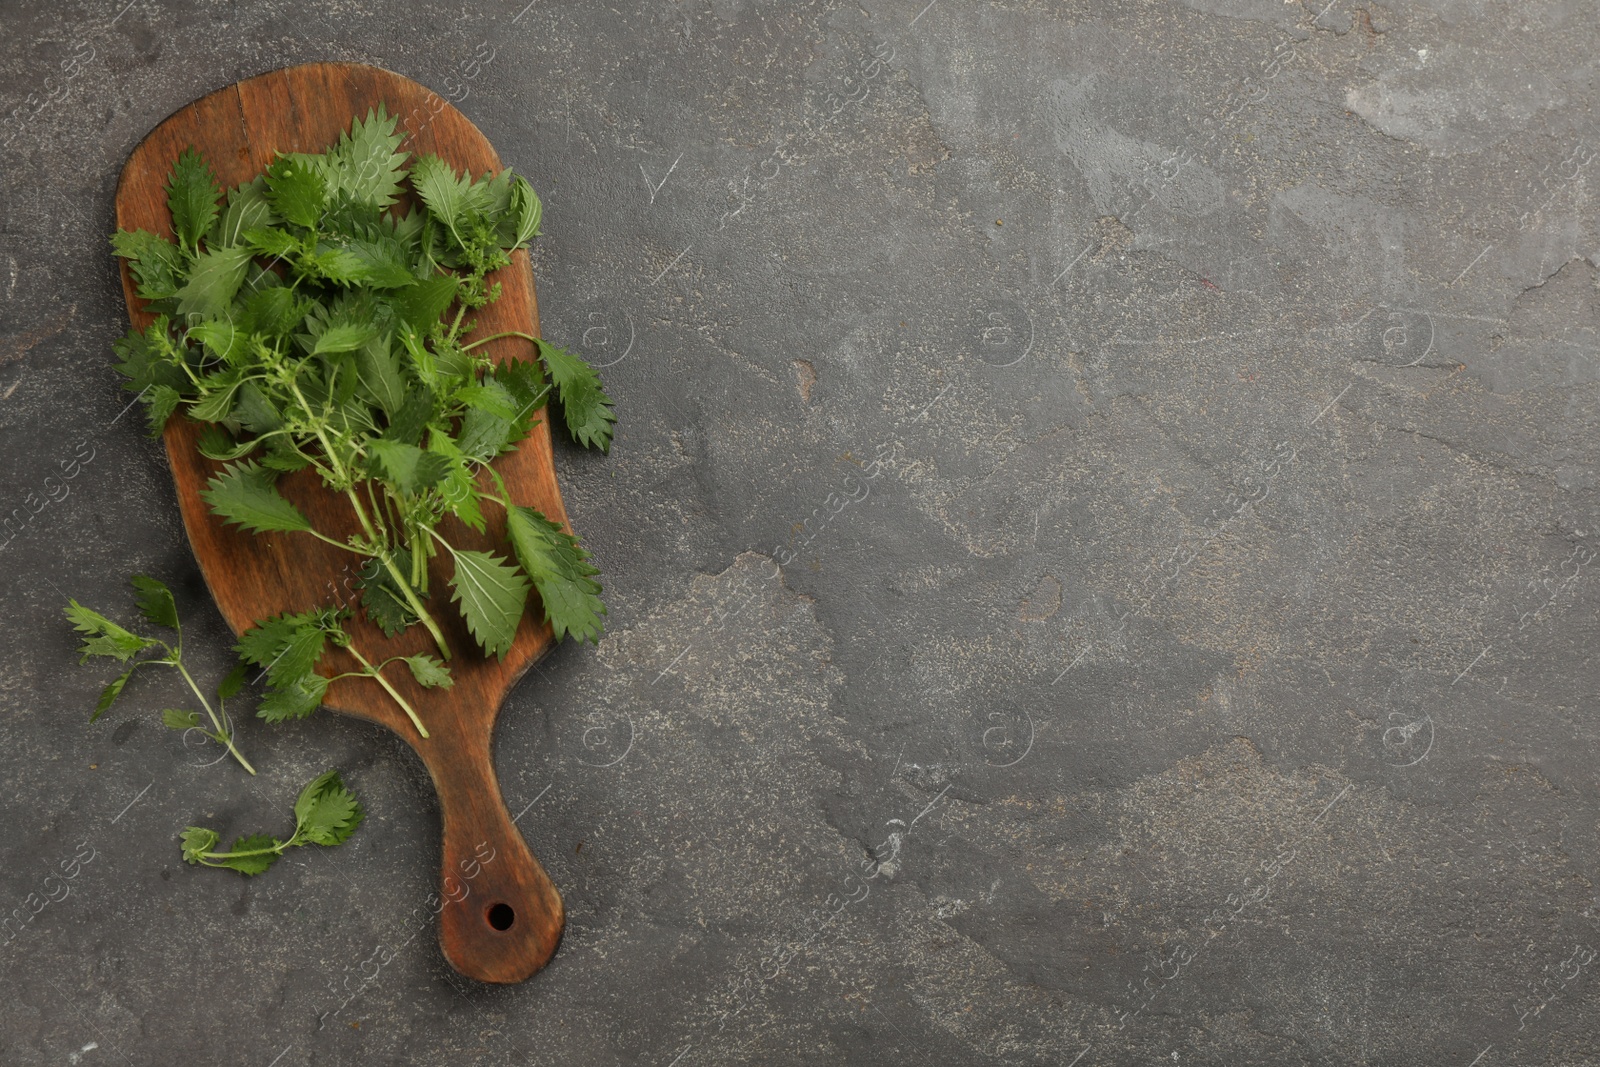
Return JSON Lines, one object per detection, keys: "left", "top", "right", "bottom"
{"left": 113, "top": 62, "right": 566, "bottom": 984}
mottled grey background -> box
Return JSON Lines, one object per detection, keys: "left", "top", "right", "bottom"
{"left": 2, "top": 0, "right": 1599, "bottom": 1063}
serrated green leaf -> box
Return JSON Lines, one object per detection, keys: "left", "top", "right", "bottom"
{"left": 335, "top": 235, "right": 415, "bottom": 288}
{"left": 232, "top": 383, "right": 284, "bottom": 436}
{"left": 212, "top": 833, "right": 281, "bottom": 876}
{"left": 260, "top": 438, "right": 311, "bottom": 472}
{"left": 455, "top": 382, "right": 519, "bottom": 420}
{"left": 241, "top": 286, "right": 306, "bottom": 338}
{"left": 388, "top": 274, "right": 459, "bottom": 332}
{"left": 311, "top": 322, "right": 378, "bottom": 356}
{"left": 197, "top": 424, "right": 245, "bottom": 461}
{"left": 174, "top": 244, "right": 254, "bottom": 317}
{"left": 180, "top": 827, "right": 220, "bottom": 864}
{"left": 187, "top": 319, "right": 247, "bottom": 363}
{"left": 356, "top": 553, "right": 418, "bottom": 638}
{"left": 210, "top": 176, "right": 279, "bottom": 248}
{"left": 403, "top": 654, "right": 453, "bottom": 689}
{"left": 323, "top": 105, "right": 409, "bottom": 207}
{"left": 448, "top": 548, "right": 530, "bottom": 659}
{"left": 111, "top": 229, "right": 186, "bottom": 300}
{"left": 129, "top": 574, "right": 179, "bottom": 630}
{"left": 114, "top": 323, "right": 185, "bottom": 395}
{"left": 65, "top": 600, "right": 156, "bottom": 663}
{"left": 187, "top": 368, "right": 249, "bottom": 423}
{"left": 410, "top": 155, "right": 476, "bottom": 237}
{"left": 92, "top": 666, "right": 137, "bottom": 722}
{"left": 145, "top": 383, "right": 182, "bottom": 438}
{"left": 236, "top": 609, "right": 327, "bottom": 685}
{"left": 166, "top": 146, "right": 221, "bottom": 250}
{"left": 490, "top": 172, "right": 543, "bottom": 249}
{"left": 217, "top": 661, "right": 249, "bottom": 702}
{"left": 353, "top": 335, "right": 407, "bottom": 416}
{"left": 456, "top": 377, "right": 523, "bottom": 462}
{"left": 162, "top": 708, "right": 202, "bottom": 731}
{"left": 365, "top": 437, "right": 448, "bottom": 496}
{"left": 384, "top": 388, "right": 434, "bottom": 446}
{"left": 201, "top": 460, "right": 313, "bottom": 535}
{"left": 293, "top": 769, "right": 364, "bottom": 847}
{"left": 428, "top": 435, "right": 486, "bottom": 533}
{"left": 235, "top": 613, "right": 303, "bottom": 669}
{"left": 256, "top": 673, "right": 328, "bottom": 723}
{"left": 505, "top": 505, "right": 606, "bottom": 644}
{"left": 244, "top": 226, "right": 301, "bottom": 261}
{"left": 265, "top": 153, "right": 327, "bottom": 229}
{"left": 537, "top": 338, "right": 616, "bottom": 451}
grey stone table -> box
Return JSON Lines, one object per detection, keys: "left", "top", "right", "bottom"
{"left": 2, "top": 1, "right": 1597, "bottom": 1064}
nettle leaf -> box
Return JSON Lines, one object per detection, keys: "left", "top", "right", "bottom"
{"left": 198, "top": 425, "right": 254, "bottom": 461}
{"left": 353, "top": 335, "right": 407, "bottom": 415}
{"left": 187, "top": 319, "right": 247, "bottom": 363}
{"left": 293, "top": 770, "right": 365, "bottom": 846}
{"left": 323, "top": 105, "right": 409, "bottom": 207}
{"left": 201, "top": 461, "right": 313, "bottom": 535}
{"left": 337, "top": 236, "right": 415, "bottom": 288}
{"left": 357, "top": 553, "right": 418, "bottom": 638}
{"left": 242, "top": 286, "right": 307, "bottom": 338}
{"left": 456, "top": 377, "right": 522, "bottom": 462}
{"left": 244, "top": 226, "right": 301, "bottom": 261}
{"left": 403, "top": 654, "right": 453, "bottom": 689}
{"left": 166, "top": 146, "right": 222, "bottom": 250}
{"left": 187, "top": 368, "right": 250, "bottom": 423}
{"left": 510, "top": 175, "right": 543, "bottom": 246}
{"left": 505, "top": 505, "right": 606, "bottom": 644}
{"left": 311, "top": 321, "right": 378, "bottom": 356}
{"left": 256, "top": 673, "right": 328, "bottom": 723}
{"left": 537, "top": 339, "right": 616, "bottom": 451}
{"left": 65, "top": 601, "right": 156, "bottom": 663}
{"left": 384, "top": 388, "right": 435, "bottom": 446}
{"left": 111, "top": 229, "right": 186, "bottom": 300}
{"left": 174, "top": 245, "right": 254, "bottom": 317}
{"left": 145, "top": 383, "right": 182, "bottom": 438}
{"left": 93, "top": 666, "right": 138, "bottom": 722}
{"left": 211, "top": 176, "right": 278, "bottom": 248}
{"left": 130, "top": 574, "right": 179, "bottom": 630}
{"left": 388, "top": 275, "right": 459, "bottom": 332}
{"left": 428, "top": 435, "right": 486, "bottom": 533}
{"left": 217, "top": 661, "right": 249, "bottom": 701}
{"left": 162, "top": 708, "right": 202, "bottom": 731}
{"left": 409, "top": 155, "right": 477, "bottom": 236}
{"left": 180, "top": 827, "right": 220, "bottom": 864}
{"left": 455, "top": 382, "right": 519, "bottom": 421}
{"left": 236, "top": 610, "right": 327, "bottom": 685}
{"left": 233, "top": 383, "right": 285, "bottom": 435}
{"left": 365, "top": 437, "right": 448, "bottom": 496}
{"left": 448, "top": 549, "right": 530, "bottom": 659}
{"left": 265, "top": 153, "right": 328, "bottom": 229}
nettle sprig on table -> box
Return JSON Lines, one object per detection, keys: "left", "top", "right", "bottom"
{"left": 110, "top": 106, "right": 613, "bottom": 739}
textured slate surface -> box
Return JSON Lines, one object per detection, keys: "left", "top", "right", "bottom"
{"left": 2, "top": 1, "right": 1599, "bottom": 1064}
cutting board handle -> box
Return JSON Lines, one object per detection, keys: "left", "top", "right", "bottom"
{"left": 424, "top": 726, "right": 564, "bottom": 983}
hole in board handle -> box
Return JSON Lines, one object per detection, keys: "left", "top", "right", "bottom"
{"left": 486, "top": 902, "right": 516, "bottom": 931}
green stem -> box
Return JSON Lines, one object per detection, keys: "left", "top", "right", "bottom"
{"left": 285, "top": 375, "right": 350, "bottom": 487}
{"left": 172, "top": 661, "right": 256, "bottom": 776}
{"left": 375, "top": 548, "right": 452, "bottom": 661}
{"left": 346, "top": 644, "right": 429, "bottom": 739}
{"left": 200, "top": 842, "right": 286, "bottom": 861}
{"left": 445, "top": 302, "right": 469, "bottom": 345}
{"left": 461, "top": 330, "right": 539, "bottom": 352}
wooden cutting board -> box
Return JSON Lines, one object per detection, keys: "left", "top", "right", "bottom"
{"left": 113, "top": 62, "right": 567, "bottom": 984}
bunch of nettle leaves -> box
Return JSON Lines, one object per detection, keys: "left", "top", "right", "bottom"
{"left": 64, "top": 106, "right": 612, "bottom": 874}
